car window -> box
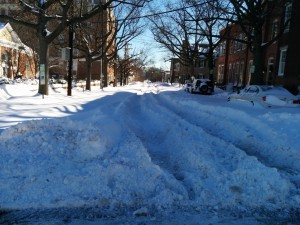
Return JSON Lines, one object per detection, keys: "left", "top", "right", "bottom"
{"left": 243, "top": 87, "right": 250, "bottom": 93}
{"left": 248, "top": 86, "right": 259, "bottom": 93}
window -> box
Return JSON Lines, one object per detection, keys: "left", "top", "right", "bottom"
{"left": 228, "top": 64, "right": 232, "bottom": 82}
{"left": 239, "top": 62, "right": 244, "bottom": 85}
{"left": 271, "top": 19, "right": 278, "bottom": 39}
{"left": 233, "top": 40, "right": 238, "bottom": 53}
{"left": 247, "top": 60, "right": 253, "bottom": 85}
{"left": 232, "top": 64, "right": 236, "bottom": 83}
{"left": 199, "top": 60, "right": 205, "bottom": 68}
{"left": 278, "top": 47, "right": 288, "bottom": 76}
{"left": 218, "top": 64, "right": 224, "bottom": 83}
{"left": 223, "top": 42, "right": 226, "bottom": 54}
{"left": 234, "top": 62, "right": 239, "bottom": 85}
{"left": 248, "top": 86, "right": 259, "bottom": 93}
{"left": 89, "top": 0, "right": 100, "bottom": 4}
{"left": 230, "top": 41, "right": 234, "bottom": 54}
{"left": 284, "top": 3, "right": 292, "bottom": 33}
{"left": 218, "top": 46, "right": 222, "bottom": 56}
{"left": 218, "top": 42, "right": 225, "bottom": 56}
{"left": 237, "top": 34, "right": 243, "bottom": 51}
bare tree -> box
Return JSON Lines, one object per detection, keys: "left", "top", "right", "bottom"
{"left": 0, "top": 0, "right": 149, "bottom": 95}
{"left": 147, "top": 0, "right": 230, "bottom": 87}
{"left": 185, "top": 0, "right": 232, "bottom": 90}
{"left": 117, "top": 48, "right": 149, "bottom": 85}
{"left": 144, "top": 66, "right": 164, "bottom": 82}
{"left": 72, "top": 0, "right": 146, "bottom": 90}
{"left": 147, "top": 1, "right": 192, "bottom": 78}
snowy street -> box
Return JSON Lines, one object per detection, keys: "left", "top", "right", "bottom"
{"left": 1, "top": 82, "right": 300, "bottom": 224}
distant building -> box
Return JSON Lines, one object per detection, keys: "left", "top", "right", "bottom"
{"left": 163, "top": 70, "right": 170, "bottom": 82}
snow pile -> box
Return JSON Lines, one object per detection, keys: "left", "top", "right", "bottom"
{"left": 117, "top": 92, "right": 299, "bottom": 210}
{"left": 0, "top": 82, "right": 300, "bottom": 223}
{"left": 0, "top": 118, "right": 186, "bottom": 210}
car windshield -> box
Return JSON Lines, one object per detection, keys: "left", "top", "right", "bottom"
{"left": 260, "top": 86, "right": 273, "bottom": 92}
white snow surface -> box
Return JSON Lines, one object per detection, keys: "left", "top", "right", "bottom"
{"left": 1, "top": 82, "right": 300, "bottom": 224}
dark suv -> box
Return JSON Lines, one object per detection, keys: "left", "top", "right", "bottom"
{"left": 190, "top": 79, "right": 213, "bottom": 95}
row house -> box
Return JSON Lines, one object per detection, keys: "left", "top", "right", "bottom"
{"left": 0, "top": 22, "right": 35, "bottom": 79}
{"left": 217, "top": 0, "right": 300, "bottom": 94}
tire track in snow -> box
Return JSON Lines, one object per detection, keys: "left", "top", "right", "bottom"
{"left": 156, "top": 93, "right": 300, "bottom": 183}
{"left": 115, "top": 93, "right": 297, "bottom": 207}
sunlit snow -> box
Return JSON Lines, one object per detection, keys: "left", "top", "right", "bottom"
{"left": 0, "top": 82, "right": 300, "bottom": 224}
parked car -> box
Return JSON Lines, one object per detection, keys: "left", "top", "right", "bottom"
{"left": 190, "top": 79, "right": 213, "bottom": 95}
{"left": 57, "top": 79, "right": 67, "bottom": 84}
{"left": 228, "top": 85, "right": 300, "bottom": 107}
{"left": 0, "top": 77, "right": 9, "bottom": 85}
{"left": 184, "top": 82, "right": 192, "bottom": 92}
{"left": 49, "top": 78, "right": 57, "bottom": 84}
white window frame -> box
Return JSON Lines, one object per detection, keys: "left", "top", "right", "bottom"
{"left": 217, "top": 64, "right": 224, "bottom": 83}
{"left": 278, "top": 46, "right": 288, "bottom": 76}
{"left": 199, "top": 60, "right": 205, "bottom": 68}
{"left": 89, "top": 0, "right": 100, "bottom": 5}
{"left": 271, "top": 19, "right": 278, "bottom": 39}
{"left": 247, "top": 60, "right": 253, "bottom": 85}
{"left": 284, "top": 3, "right": 292, "bottom": 33}
{"left": 239, "top": 61, "right": 244, "bottom": 85}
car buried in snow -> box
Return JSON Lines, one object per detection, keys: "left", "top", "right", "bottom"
{"left": 0, "top": 77, "right": 10, "bottom": 85}
{"left": 190, "top": 78, "right": 213, "bottom": 95}
{"left": 228, "top": 85, "right": 300, "bottom": 108}
{"left": 183, "top": 82, "right": 193, "bottom": 92}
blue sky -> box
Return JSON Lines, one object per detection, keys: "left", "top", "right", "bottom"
{"left": 128, "top": 0, "right": 175, "bottom": 70}
{"left": 129, "top": 30, "right": 171, "bottom": 70}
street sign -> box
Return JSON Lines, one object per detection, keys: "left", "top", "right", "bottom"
{"left": 40, "top": 64, "right": 46, "bottom": 85}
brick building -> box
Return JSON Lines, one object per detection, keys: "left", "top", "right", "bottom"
{"left": 217, "top": 0, "right": 300, "bottom": 94}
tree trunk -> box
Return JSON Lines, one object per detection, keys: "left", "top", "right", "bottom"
{"left": 103, "top": 55, "right": 108, "bottom": 87}
{"left": 208, "top": 48, "right": 215, "bottom": 92}
{"left": 86, "top": 57, "right": 92, "bottom": 91}
{"left": 251, "top": 29, "right": 264, "bottom": 85}
{"left": 38, "top": 37, "right": 49, "bottom": 95}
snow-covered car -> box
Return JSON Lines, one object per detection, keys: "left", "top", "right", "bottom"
{"left": 0, "top": 77, "right": 10, "bottom": 85}
{"left": 228, "top": 85, "right": 300, "bottom": 107}
{"left": 190, "top": 79, "right": 213, "bottom": 94}
{"left": 57, "top": 79, "right": 67, "bottom": 84}
{"left": 183, "top": 82, "right": 192, "bottom": 92}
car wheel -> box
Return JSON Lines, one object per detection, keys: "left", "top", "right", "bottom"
{"left": 191, "top": 89, "right": 194, "bottom": 94}
{"left": 200, "top": 85, "right": 208, "bottom": 94}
